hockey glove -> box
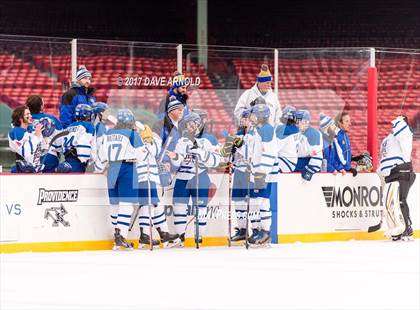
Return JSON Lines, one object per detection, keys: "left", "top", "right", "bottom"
{"left": 221, "top": 135, "right": 238, "bottom": 157}
{"left": 349, "top": 167, "right": 358, "bottom": 177}
{"left": 254, "top": 172, "right": 267, "bottom": 190}
{"left": 140, "top": 124, "right": 153, "bottom": 144}
{"left": 301, "top": 168, "right": 314, "bottom": 181}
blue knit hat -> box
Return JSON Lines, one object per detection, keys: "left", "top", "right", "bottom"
{"left": 172, "top": 72, "right": 187, "bottom": 88}
{"left": 256, "top": 64, "right": 272, "bottom": 83}
{"left": 320, "top": 113, "right": 333, "bottom": 130}
{"left": 76, "top": 65, "right": 92, "bottom": 81}
{"left": 167, "top": 96, "right": 184, "bottom": 113}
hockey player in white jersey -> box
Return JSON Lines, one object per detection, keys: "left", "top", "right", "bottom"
{"left": 246, "top": 103, "right": 278, "bottom": 245}
{"left": 295, "top": 110, "right": 323, "bottom": 181}
{"left": 275, "top": 106, "right": 300, "bottom": 173}
{"left": 136, "top": 123, "right": 181, "bottom": 248}
{"left": 8, "top": 105, "right": 44, "bottom": 173}
{"left": 49, "top": 104, "right": 95, "bottom": 172}
{"left": 101, "top": 109, "right": 146, "bottom": 250}
{"left": 221, "top": 108, "right": 252, "bottom": 242}
{"left": 90, "top": 102, "right": 109, "bottom": 172}
{"left": 167, "top": 112, "right": 221, "bottom": 246}
{"left": 378, "top": 115, "right": 416, "bottom": 241}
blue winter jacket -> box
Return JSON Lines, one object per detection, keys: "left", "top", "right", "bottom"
{"left": 59, "top": 83, "right": 96, "bottom": 128}
{"left": 331, "top": 129, "right": 352, "bottom": 171}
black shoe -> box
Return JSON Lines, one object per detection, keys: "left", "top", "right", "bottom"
{"left": 113, "top": 228, "right": 133, "bottom": 250}
{"left": 231, "top": 228, "right": 247, "bottom": 241}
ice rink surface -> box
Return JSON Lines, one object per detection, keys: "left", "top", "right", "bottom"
{"left": 1, "top": 240, "right": 419, "bottom": 310}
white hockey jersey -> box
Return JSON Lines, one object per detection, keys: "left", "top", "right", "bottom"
{"left": 100, "top": 128, "right": 145, "bottom": 163}
{"left": 50, "top": 121, "right": 95, "bottom": 164}
{"left": 379, "top": 117, "right": 413, "bottom": 177}
{"left": 136, "top": 139, "right": 161, "bottom": 184}
{"left": 234, "top": 84, "right": 282, "bottom": 126}
{"left": 248, "top": 123, "right": 278, "bottom": 182}
{"left": 297, "top": 127, "right": 324, "bottom": 173}
{"left": 171, "top": 137, "right": 221, "bottom": 180}
{"left": 233, "top": 133, "right": 253, "bottom": 173}
{"left": 8, "top": 126, "right": 42, "bottom": 168}
{"left": 275, "top": 123, "right": 301, "bottom": 173}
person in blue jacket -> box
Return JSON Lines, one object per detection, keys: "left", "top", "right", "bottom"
{"left": 59, "top": 66, "right": 96, "bottom": 128}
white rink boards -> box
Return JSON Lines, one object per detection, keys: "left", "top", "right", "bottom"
{"left": 0, "top": 173, "right": 418, "bottom": 252}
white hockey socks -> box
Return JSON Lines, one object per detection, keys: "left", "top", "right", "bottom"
{"left": 173, "top": 203, "right": 188, "bottom": 235}
{"left": 116, "top": 202, "right": 133, "bottom": 238}
{"left": 110, "top": 204, "right": 118, "bottom": 228}
{"left": 259, "top": 197, "right": 272, "bottom": 232}
{"left": 249, "top": 198, "right": 261, "bottom": 230}
{"left": 233, "top": 200, "right": 247, "bottom": 229}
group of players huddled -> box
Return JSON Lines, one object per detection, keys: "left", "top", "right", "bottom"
{"left": 7, "top": 64, "right": 415, "bottom": 248}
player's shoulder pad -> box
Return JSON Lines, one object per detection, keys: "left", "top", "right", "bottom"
{"left": 276, "top": 124, "right": 299, "bottom": 139}
{"left": 95, "top": 123, "right": 107, "bottom": 137}
{"left": 304, "top": 127, "right": 322, "bottom": 145}
{"left": 8, "top": 127, "right": 27, "bottom": 141}
{"left": 79, "top": 121, "right": 95, "bottom": 135}
{"left": 129, "top": 130, "right": 143, "bottom": 148}
{"left": 257, "top": 123, "right": 274, "bottom": 142}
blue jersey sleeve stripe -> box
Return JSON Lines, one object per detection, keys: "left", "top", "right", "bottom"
{"left": 380, "top": 156, "right": 404, "bottom": 163}
{"left": 393, "top": 125, "right": 408, "bottom": 137}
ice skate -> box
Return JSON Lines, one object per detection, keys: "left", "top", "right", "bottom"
{"left": 230, "top": 228, "right": 246, "bottom": 245}
{"left": 401, "top": 226, "right": 414, "bottom": 241}
{"left": 255, "top": 229, "right": 271, "bottom": 247}
{"left": 157, "top": 228, "right": 181, "bottom": 248}
{"left": 247, "top": 229, "right": 261, "bottom": 245}
{"left": 138, "top": 228, "right": 160, "bottom": 249}
{"left": 113, "top": 228, "right": 134, "bottom": 251}
{"left": 173, "top": 233, "right": 185, "bottom": 248}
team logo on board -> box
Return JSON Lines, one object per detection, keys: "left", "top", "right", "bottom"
{"left": 44, "top": 204, "right": 70, "bottom": 227}
{"left": 37, "top": 188, "right": 79, "bottom": 205}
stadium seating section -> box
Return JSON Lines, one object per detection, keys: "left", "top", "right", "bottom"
{"left": 0, "top": 53, "right": 418, "bottom": 170}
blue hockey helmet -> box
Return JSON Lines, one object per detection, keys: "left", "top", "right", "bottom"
{"left": 39, "top": 117, "right": 56, "bottom": 137}
{"left": 281, "top": 105, "right": 296, "bottom": 123}
{"left": 180, "top": 112, "right": 202, "bottom": 137}
{"left": 75, "top": 104, "right": 93, "bottom": 121}
{"left": 295, "top": 110, "right": 311, "bottom": 122}
{"left": 240, "top": 108, "right": 252, "bottom": 119}
{"left": 92, "top": 102, "right": 108, "bottom": 115}
{"left": 116, "top": 108, "right": 135, "bottom": 128}
{"left": 251, "top": 103, "right": 270, "bottom": 119}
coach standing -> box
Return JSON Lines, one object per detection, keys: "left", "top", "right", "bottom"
{"left": 234, "top": 64, "right": 281, "bottom": 126}
{"left": 59, "top": 66, "right": 96, "bottom": 128}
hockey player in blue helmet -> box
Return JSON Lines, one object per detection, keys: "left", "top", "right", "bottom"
{"left": 91, "top": 102, "right": 109, "bottom": 172}
{"left": 275, "top": 105, "right": 300, "bottom": 174}
{"left": 167, "top": 112, "right": 221, "bottom": 246}
{"left": 240, "top": 103, "right": 277, "bottom": 245}
{"left": 100, "top": 108, "right": 145, "bottom": 250}
{"left": 222, "top": 107, "right": 253, "bottom": 243}
{"left": 295, "top": 110, "right": 323, "bottom": 181}
{"left": 48, "top": 104, "right": 95, "bottom": 173}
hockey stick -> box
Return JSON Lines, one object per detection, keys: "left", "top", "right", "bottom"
{"left": 245, "top": 161, "right": 251, "bottom": 250}
{"left": 194, "top": 153, "right": 200, "bottom": 249}
{"left": 128, "top": 206, "right": 140, "bottom": 232}
{"left": 227, "top": 155, "right": 234, "bottom": 247}
{"left": 146, "top": 145, "right": 154, "bottom": 251}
